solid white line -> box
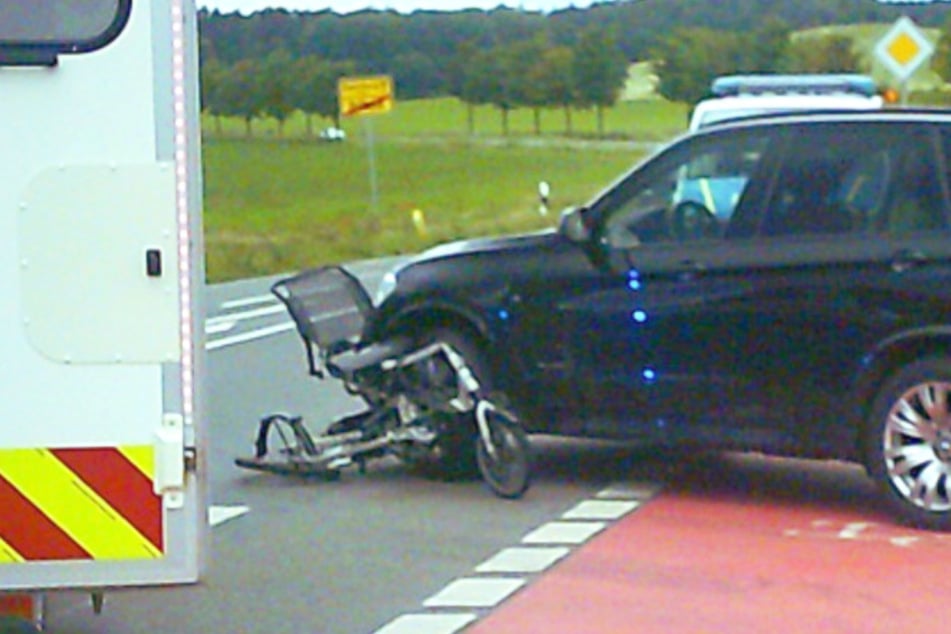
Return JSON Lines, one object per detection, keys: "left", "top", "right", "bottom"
{"left": 373, "top": 613, "right": 477, "bottom": 634}
{"left": 423, "top": 577, "right": 525, "bottom": 608}
{"left": 206, "top": 321, "right": 295, "bottom": 351}
{"left": 475, "top": 546, "right": 571, "bottom": 574}
{"left": 221, "top": 294, "right": 277, "bottom": 310}
{"left": 521, "top": 521, "right": 607, "bottom": 545}
{"left": 561, "top": 500, "right": 640, "bottom": 521}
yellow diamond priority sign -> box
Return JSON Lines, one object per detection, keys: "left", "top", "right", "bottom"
{"left": 875, "top": 16, "right": 934, "bottom": 82}
{"left": 338, "top": 75, "right": 394, "bottom": 118}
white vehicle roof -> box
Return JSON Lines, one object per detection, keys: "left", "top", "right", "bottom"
{"left": 690, "top": 93, "right": 884, "bottom": 131}
{"left": 689, "top": 74, "right": 884, "bottom": 131}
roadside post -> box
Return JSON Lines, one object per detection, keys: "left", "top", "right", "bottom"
{"left": 338, "top": 75, "right": 395, "bottom": 219}
{"left": 874, "top": 16, "right": 934, "bottom": 106}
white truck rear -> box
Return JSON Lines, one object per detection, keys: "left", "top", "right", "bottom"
{"left": 0, "top": 0, "right": 206, "bottom": 614}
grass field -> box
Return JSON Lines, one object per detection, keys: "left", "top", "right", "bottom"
{"left": 202, "top": 97, "right": 686, "bottom": 281}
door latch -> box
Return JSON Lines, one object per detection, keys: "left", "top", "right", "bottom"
{"left": 146, "top": 248, "right": 162, "bottom": 277}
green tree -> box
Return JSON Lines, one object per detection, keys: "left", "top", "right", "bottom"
{"left": 392, "top": 50, "right": 442, "bottom": 98}
{"left": 750, "top": 17, "right": 793, "bottom": 72}
{"left": 784, "top": 33, "right": 860, "bottom": 73}
{"left": 447, "top": 40, "right": 482, "bottom": 134}
{"left": 654, "top": 28, "right": 755, "bottom": 104}
{"left": 931, "top": 12, "right": 951, "bottom": 89}
{"left": 487, "top": 46, "right": 520, "bottom": 136}
{"left": 535, "top": 46, "right": 577, "bottom": 135}
{"left": 571, "top": 26, "right": 628, "bottom": 137}
{"left": 653, "top": 21, "right": 796, "bottom": 104}
{"left": 292, "top": 57, "right": 357, "bottom": 135}
{"left": 933, "top": 13, "right": 951, "bottom": 81}
{"left": 507, "top": 36, "right": 550, "bottom": 135}
{"left": 259, "top": 49, "right": 296, "bottom": 137}
{"left": 200, "top": 57, "right": 227, "bottom": 135}
{"left": 460, "top": 47, "right": 515, "bottom": 135}
{"left": 216, "top": 59, "right": 265, "bottom": 137}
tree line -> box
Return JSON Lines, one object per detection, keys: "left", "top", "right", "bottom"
{"left": 198, "top": 0, "right": 951, "bottom": 136}
{"left": 200, "top": 24, "right": 630, "bottom": 137}
{"left": 200, "top": 0, "right": 949, "bottom": 83}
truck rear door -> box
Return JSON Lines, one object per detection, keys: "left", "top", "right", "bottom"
{"left": 0, "top": 0, "right": 206, "bottom": 589}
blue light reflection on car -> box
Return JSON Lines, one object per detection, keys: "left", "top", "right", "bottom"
{"left": 628, "top": 269, "right": 642, "bottom": 291}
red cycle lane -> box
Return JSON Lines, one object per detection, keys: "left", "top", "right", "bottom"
{"left": 469, "top": 459, "right": 950, "bottom": 634}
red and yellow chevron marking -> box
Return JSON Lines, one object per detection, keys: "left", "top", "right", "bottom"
{"left": 0, "top": 446, "right": 163, "bottom": 563}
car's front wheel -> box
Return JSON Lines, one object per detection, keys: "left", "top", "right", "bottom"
{"left": 865, "top": 357, "right": 951, "bottom": 531}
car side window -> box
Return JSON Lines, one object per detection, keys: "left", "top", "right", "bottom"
{"left": 884, "top": 143, "right": 946, "bottom": 235}
{"left": 761, "top": 123, "right": 946, "bottom": 238}
{"left": 600, "top": 130, "right": 772, "bottom": 248}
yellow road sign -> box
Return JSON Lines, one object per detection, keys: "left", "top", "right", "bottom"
{"left": 875, "top": 17, "right": 934, "bottom": 82}
{"left": 338, "top": 75, "right": 394, "bottom": 118}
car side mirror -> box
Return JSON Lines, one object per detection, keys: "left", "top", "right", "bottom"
{"left": 558, "top": 206, "right": 590, "bottom": 243}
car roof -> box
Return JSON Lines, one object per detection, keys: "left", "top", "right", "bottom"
{"left": 689, "top": 93, "right": 883, "bottom": 130}
{"left": 710, "top": 73, "right": 879, "bottom": 98}
{"left": 694, "top": 107, "right": 951, "bottom": 132}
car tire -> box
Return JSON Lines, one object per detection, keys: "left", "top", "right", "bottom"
{"left": 407, "top": 329, "right": 489, "bottom": 481}
{"left": 865, "top": 357, "right": 951, "bottom": 530}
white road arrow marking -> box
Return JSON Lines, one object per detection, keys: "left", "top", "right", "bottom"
{"left": 208, "top": 505, "right": 250, "bottom": 527}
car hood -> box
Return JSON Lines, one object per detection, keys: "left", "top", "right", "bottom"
{"left": 414, "top": 229, "right": 559, "bottom": 262}
{"left": 375, "top": 228, "right": 568, "bottom": 309}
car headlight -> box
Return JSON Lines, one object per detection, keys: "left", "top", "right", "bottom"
{"left": 374, "top": 270, "right": 398, "bottom": 306}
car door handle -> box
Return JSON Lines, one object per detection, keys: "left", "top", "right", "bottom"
{"left": 890, "top": 249, "right": 928, "bottom": 273}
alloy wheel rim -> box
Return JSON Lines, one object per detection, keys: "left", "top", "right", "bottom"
{"left": 883, "top": 381, "right": 951, "bottom": 512}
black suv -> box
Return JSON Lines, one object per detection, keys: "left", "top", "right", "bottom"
{"left": 369, "top": 110, "right": 951, "bottom": 530}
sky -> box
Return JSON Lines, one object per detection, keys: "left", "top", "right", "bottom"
{"left": 202, "top": 0, "right": 603, "bottom": 16}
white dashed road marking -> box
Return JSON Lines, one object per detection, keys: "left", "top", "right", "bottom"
{"left": 374, "top": 613, "right": 477, "bottom": 634}
{"left": 475, "top": 546, "right": 571, "bottom": 574}
{"left": 596, "top": 482, "right": 662, "bottom": 500}
{"left": 522, "top": 520, "right": 607, "bottom": 544}
{"left": 423, "top": 578, "right": 526, "bottom": 608}
{"left": 562, "top": 499, "right": 640, "bottom": 520}
{"left": 372, "top": 480, "right": 660, "bottom": 634}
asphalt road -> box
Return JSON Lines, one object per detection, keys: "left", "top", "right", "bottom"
{"left": 30, "top": 259, "right": 924, "bottom": 634}
{"left": 39, "top": 260, "right": 659, "bottom": 634}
